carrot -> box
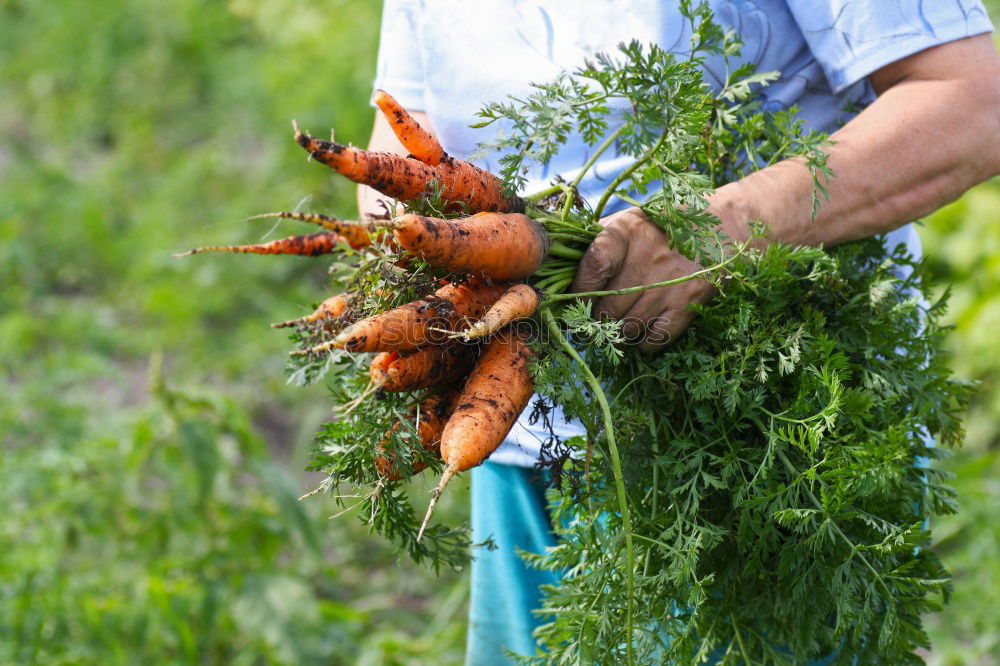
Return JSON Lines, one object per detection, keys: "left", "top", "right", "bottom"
{"left": 307, "top": 278, "right": 508, "bottom": 354}
{"left": 372, "top": 89, "right": 447, "bottom": 166}
{"left": 417, "top": 328, "right": 534, "bottom": 540}
{"left": 463, "top": 283, "right": 542, "bottom": 339}
{"left": 375, "top": 389, "right": 458, "bottom": 479}
{"left": 272, "top": 293, "right": 351, "bottom": 329}
{"left": 377, "top": 343, "right": 477, "bottom": 393}
{"left": 369, "top": 350, "right": 400, "bottom": 385}
{"left": 249, "top": 211, "right": 378, "bottom": 250}
{"left": 173, "top": 232, "right": 345, "bottom": 258}
{"left": 293, "top": 122, "right": 524, "bottom": 214}
{"left": 384, "top": 212, "right": 549, "bottom": 281}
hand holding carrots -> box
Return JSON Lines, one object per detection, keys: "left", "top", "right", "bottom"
{"left": 570, "top": 206, "right": 734, "bottom": 351}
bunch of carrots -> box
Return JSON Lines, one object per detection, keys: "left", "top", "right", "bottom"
{"left": 177, "top": 90, "right": 585, "bottom": 536}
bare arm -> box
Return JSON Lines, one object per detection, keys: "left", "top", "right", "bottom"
{"left": 720, "top": 33, "right": 1000, "bottom": 247}
{"left": 357, "top": 108, "right": 436, "bottom": 219}
{"left": 572, "top": 34, "right": 1000, "bottom": 351}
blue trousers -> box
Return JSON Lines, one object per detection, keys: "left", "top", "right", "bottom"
{"left": 466, "top": 461, "right": 839, "bottom": 665}
{"left": 467, "top": 462, "right": 559, "bottom": 663}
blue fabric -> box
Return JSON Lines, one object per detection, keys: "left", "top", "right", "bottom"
{"left": 467, "top": 462, "right": 559, "bottom": 664}
{"left": 784, "top": 0, "right": 994, "bottom": 93}
{"left": 375, "top": 1, "right": 994, "bottom": 155}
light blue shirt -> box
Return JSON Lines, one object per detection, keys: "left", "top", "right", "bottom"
{"left": 374, "top": 0, "right": 994, "bottom": 466}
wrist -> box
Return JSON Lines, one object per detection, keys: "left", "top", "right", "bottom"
{"left": 711, "top": 160, "right": 820, "bottom": 248}
{"left": 707, "top": 183, "right": 756, "bottom": 247}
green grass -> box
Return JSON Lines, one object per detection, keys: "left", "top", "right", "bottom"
{"left": 2, "top": 0, "right": 999, "bottom": 663}
{"left": 0, "top": 1, "right": 468, "bottom": 663}
{"left": 920, "top": 177, "right": 1000, "bottom": 665}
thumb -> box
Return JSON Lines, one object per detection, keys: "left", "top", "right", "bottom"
{"left": 570, "top": 225, "right": 629, "bottom": 294}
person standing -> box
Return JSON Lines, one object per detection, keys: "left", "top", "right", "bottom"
{"left": 362, "top": 2, "right": 1000, "bottom": 662}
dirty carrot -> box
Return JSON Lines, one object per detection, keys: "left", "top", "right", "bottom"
{"left": 369, "top": 351, "right": 400, "bottom": 385}
{"left": 377, "top": 343, "right": 478, "bottom": 393}
{"left": 293, "top": 122, "right": 524, "bottom": 214}
{"left": 463, "top": 283, "right": 542, "bottom": 339}
{"left": 249, "top": 211, "right": 378, "bottom": 250}
{"left": 306, "top": 278, "right": 508, "bottom": 354}
{"left": 384, "top": 212, "right": 549, "bottom": 281}
{"left": 375, "top": 389, "right": 458, "bottom": 479}
{"left": 417, "top": 328, "right": 534, "bottom": 540}
{"left": 173, "top": 232, "right": 345, "bottom": 258}
{"left": 373, "top": 89, "right": 447, "bottom": 166}
{"left": 272, "top": 293, "right": 351, "bottom": 329}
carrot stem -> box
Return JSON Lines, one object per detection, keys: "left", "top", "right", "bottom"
{"left": 523, "top": 185, "right": 563, "bottom": 203}
{"left": 544, "top": 276, "right": 573, "bottom": 295}
{"left": 569, "top": 125, "right": 625, "bottom": 189}
{"left": 533, "top": 263, "right": 576, "bottom": 278}
{"left": 559, "top": 184, "right": 577, "bottom": 221}
{"left": 532, "top": 272, "right": 573, "bottom": 292}
{"left": 542, "top": 238, "right": 750, "bottom": 304}
{"left": 536, "top": 215, "right": 596, "bottom": 238}
{"left": 593, "top": 126, "right": 670, "bottom": 220}
{"left": 557, "top": 124, "right": 624, "bottom": 225}
{"left": 545, "top": 232, "right": 586, "bottom": 242}
{"left": 542, "top": 309, "right": 634, "bottom": 665}
{"left": 547, "top": 241, "right": 585, "bottom": 260}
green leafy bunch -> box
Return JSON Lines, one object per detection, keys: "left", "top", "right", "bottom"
{"left": 527, "top": 239, "right": 971, "bottom": 664}
{"left": 301, "top": 2, "right": 971, "bottom": 663}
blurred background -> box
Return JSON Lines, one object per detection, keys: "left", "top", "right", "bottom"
{"left": 0, "top": 1, "right": 997, "bottom": 663}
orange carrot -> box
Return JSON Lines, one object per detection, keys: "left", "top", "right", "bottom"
{"left": 294, "top": 123, "right": 524, "bottom": 214}
{"left": 273, "top": 293, "right": 351, "bottom": 329}
{"left": 308, "top": 278, "right": 508, "bottom": 354}
{"left": 249, "top": 211, "right": 378, "bottom": 250}
{"left": 369, "top": 350, "right": 400, "bottom": 385}
{"left": 375, "top": 389, "right": 458, "bottom": 479}
{"left": 417, "top": 328, "right": 534, "bottom": 540}
{"left": 377, "top": 343, "right": 478, "bottom": 393}
{"left": 373, "top": 89, "right": 447, "bottom": 166}
{"left": 463, "top": 283, "right": 542, "bottom": 339}
{"left": 385, "top": 212, "right": 549, "bottom": 281}
{"left": 173, "top": 232, "right": 345, "bottom": 258}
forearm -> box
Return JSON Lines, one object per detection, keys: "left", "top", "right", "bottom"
{"left": 716, "top": 34, "right": 1000, "bottom": 247}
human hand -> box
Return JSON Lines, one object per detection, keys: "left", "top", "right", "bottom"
{"left": 569, "top": 202, "right": 749, "bottom": 352}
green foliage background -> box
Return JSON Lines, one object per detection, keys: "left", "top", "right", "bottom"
{"left": 0, "top": 1, "right": 996, "bottom": 663}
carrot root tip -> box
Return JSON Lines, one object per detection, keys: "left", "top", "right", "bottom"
{"left": 426, "top": 325, "right": 464, "bottom": 340}
{"left": 416, "top": 465, "right": 457, "bottom": 542}
{"left": 463, "top": 322, "right": 488, "bottom": 340}
{"left": 247, "top": 212, "right": 283, "bottom": 221}
{"left": 304, "top": 339, "right": 338, "bottom": 355}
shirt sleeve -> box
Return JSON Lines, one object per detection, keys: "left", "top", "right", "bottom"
{"left": 372, "top": 0, "right": 427, "bottom": 110}
{"left": 785, "top": 1, "right": 995, "bottom": 93}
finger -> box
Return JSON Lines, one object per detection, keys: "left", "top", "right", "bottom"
{"left": 636, "top": 309, "right": 696, "bottom": 353}
{"left": 620, "top": 289, "right": 669, "bottom": 340}
{"left": 592, "top": 269, "right": 643, "bottom": 321}
{"left": 569, "top": 224, "right": 630, "bottom": 294}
